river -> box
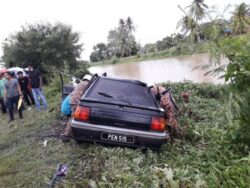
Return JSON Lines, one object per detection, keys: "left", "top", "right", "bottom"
{"left": 89, "top": 53, "right": 223, "bottom": 85}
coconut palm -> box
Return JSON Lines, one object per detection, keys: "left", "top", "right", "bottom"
{"left": 118, "top": 18, "right": 128, "bottom": 57}
{"left": 107, "top": 17, "right": 138, "bottom": 57}
{"left": 178, "top": 1, "right": 208, "bottom": 42}
{"left": 118, "top": 18, "right": 126, "bottom": 34}
{"left": 177, "top": 5, "right": 198, "bottom": 42}
{"left": 178, "top": 15, "right": 197, "bottom": 37}
{"left": 126, "top": 17, "right": 136, "bottom": 34}
{"left": 188, "top": 0, "right": 208, "bottom": 22}
{"left": 231, "top": 3, "right": 250, "bottom": 35}
{"left": 118, "top": 17, "right": 137, "bottom": 57}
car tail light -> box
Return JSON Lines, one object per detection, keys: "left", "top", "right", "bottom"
{"left": 150, "top": 117, "right": 165, "bottom": 132}
{"left": 74, "top": 106, "right": 90, "bottom": 121}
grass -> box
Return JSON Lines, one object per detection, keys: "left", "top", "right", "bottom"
{"left": 0, "top": 82, "right": 249, "bottom": 187}
{"left": 91, "top": 42, "right": 210, "bottom": 67}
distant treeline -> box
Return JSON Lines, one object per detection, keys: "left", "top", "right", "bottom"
{"left": 90, "top": 1, "right": 250, "bottom": 62}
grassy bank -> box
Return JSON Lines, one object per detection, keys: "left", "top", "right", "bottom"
{"left": 0, "top": 82, "right": 249, "bottom": 187}
{"left": 91, "top": 42, "right": 209, "bottom": 66}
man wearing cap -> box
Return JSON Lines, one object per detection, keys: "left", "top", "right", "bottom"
{"left": 61, "top": 74, "right": 92, "bottom": 142}
{"left": 0, "top": 72, "right": 7, "bottom": 114}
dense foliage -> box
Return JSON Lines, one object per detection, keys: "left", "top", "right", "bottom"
{"left": 209, "top": 34, "right": 250, "bottom": 147}
{"left": 146, "top": 2, "right": 249, "bottom": 56}
{"left": 90, "top": 17, "right": 139, "bottom": 62}
{"left": 90, "top": 43, "right": 110, "bottom": 62}
{"left": 231, "top": 3, "right": 250, "bottom": 35}
{"left": 155, "top": 34, "right": 182, "bottom": 51}
{"left": 2, "top": 22, "right": 88, "bottom": 80}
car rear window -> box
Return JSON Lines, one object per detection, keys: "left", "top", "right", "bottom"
{"left": 85, "top": 77, "right": 157, "bottom": 108}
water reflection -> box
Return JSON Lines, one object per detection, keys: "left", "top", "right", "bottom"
{"left": 89, "top": 54, "right": 223, "bottom": 85}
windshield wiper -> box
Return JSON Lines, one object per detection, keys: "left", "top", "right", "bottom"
{"left": 98, "top": 92, "right": 132, "bottom": 105}
{"left": 98, "top": 92, "right": 113, "bottom": 98}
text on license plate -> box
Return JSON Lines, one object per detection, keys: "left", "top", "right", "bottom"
{"left": 101, "top": 133, "right": 134, "bottom": 143}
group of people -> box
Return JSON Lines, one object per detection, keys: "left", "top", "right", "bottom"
{"left": 0, "top": 66, "right": 48, "bottom": 122}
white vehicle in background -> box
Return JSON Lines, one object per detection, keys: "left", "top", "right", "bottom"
{"left": 7, "top": 67, "right": 27, "bottom": 77}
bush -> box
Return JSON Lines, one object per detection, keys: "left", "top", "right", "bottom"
{"left": 217, "top": 34, "right": 250, "bottom": 147}
{"left": 111, "top": 57, "right": 119, "bottom": 64}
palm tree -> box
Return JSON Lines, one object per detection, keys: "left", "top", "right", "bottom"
{"left": 118, "top": 18, "right": 126, "bottom": 34}
{"left": 178, "top": 1, "right": 208, "bottom": 42}
{"left": 118, "top": 18, "right": 127, "bottom": 57}
{"left": 177, "top": 5, "right": 198, "bottom": 42}
{"left": 126, "top": 17, "right": 136, "bottom": 34}
{"left": 120, "top": 37, "right": 131, "bottom": 57}
{"left": 177, "top": 15, "right": 197, "bottom": 36}
{"left": 231, "top": 3, "right": 250, "bottom": 35}
{"left": 118, "top": 17, "right": 136, "bottom": 57}
{"left": 188, "top": 0, "right": 208, "bottom": 22}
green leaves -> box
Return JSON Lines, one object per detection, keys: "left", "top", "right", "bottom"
{"left": 209, "top": 33, "right": 250, "bottom": 147}
{"left": 221, "top": 34, "right": 250, "bottom": 87}
{"left": 231, "top": 3, "right": 250, "bottom": 35}
{"left": 1, "top": 22, "right": 86, "bottom": 82}
{"left": 90, "top": 17, "right": 139, "bottom": 62}
{"left": 1, "top": 82, "right": 249, "bottom": 187}
{"left": 90, "top": 43, "right": 110, "bottom": 62}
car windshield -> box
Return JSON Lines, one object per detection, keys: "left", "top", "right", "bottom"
{"left": 85, "top": 77, "right": 157, "bottom": 108}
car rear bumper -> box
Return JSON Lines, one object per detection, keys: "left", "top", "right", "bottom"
{"left": 71, "top": 120, "right": 168, "bottom": 148}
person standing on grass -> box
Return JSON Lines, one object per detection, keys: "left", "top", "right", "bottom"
{"left": 17, "top": 71, "right": 35, "bottom": 106}
{"left": 4, "top": 71, "right": 23, "bottom": 122}
{"left": 0, "top": 72, "right": 7, "bottom": 114}
{"left": 28, "top": 65, "right": 48, "bottom": 110}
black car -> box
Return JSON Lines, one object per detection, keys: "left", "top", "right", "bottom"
{"left": 65, "top": 74, "right": 168, "bottom": 149}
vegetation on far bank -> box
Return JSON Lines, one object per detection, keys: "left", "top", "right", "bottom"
{"left": 90, "top": 42, "right": 209, "bottom": 66}
{"left": 1, "top": 82, "right": 249, "bottom": 187}
{"left": 89, "top": 2, "right": 250, "bottom": 64}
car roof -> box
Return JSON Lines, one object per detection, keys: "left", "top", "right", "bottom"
{"left": 83, "top": 76, "right": 159, "bottom": 109}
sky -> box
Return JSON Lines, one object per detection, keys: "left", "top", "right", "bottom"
{"left": 0, "top": 0, "right": 248, "bottom": 61}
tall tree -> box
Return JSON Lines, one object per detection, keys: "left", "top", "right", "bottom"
{"left": 126, "top": 17, "right": 136, "bottom": 34}
{"left": 89, "top": 17, "right": 138, "bottom": 61}
{"left": 2, "top": 22, "right": 86, "bottom": 79}
{"left": 231, "top": 3, "right": 250, "bottom": 35}
{"left": 107, "top": 29, "right": 121, "bottom": 57}
{"left": 188, "top": 0, "right": 208, "bottom": 22}
{"left": 108, "top": 17, "right": 138, "bottom": 57}
{"left": 90, "top": 43, "right": 110, "bottom": 62}
{"left": 177, "top": 5, "right": 198, "bottom": 42}
{"left": 177, "top": 0, "right": 208, "bottom": 43}
{"left": 118, "top": 19, "right": 126, "bottom": 33}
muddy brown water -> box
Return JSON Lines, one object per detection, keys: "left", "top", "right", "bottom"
{"left": 89, "top": 54, "right": 223, "bottom": 85}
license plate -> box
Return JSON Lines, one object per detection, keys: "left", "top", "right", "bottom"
{"left": 101, "top": 133, "right": 134, "bottom": 144}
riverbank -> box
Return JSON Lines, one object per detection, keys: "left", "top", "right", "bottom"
{"left": 91, "top": 42, "right": 210, "bottom": 66}
{"left": 0, "top": 81, "right": 249, "bottom": 187}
